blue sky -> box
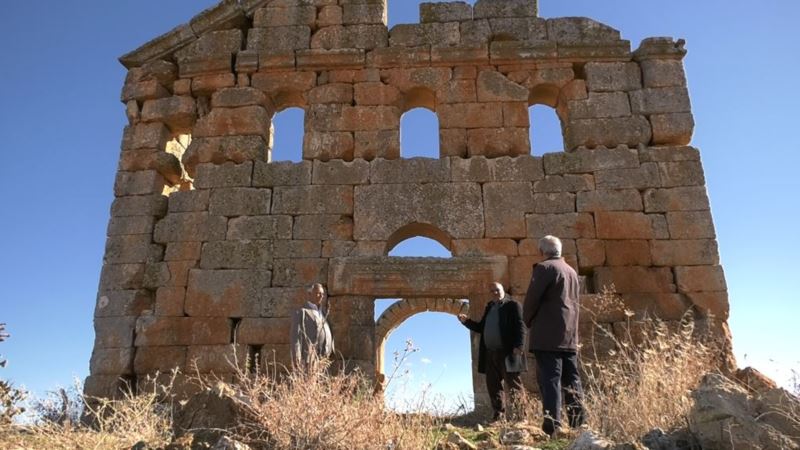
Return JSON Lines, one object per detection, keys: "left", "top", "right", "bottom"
{"left": 1, "top": 0, "right": 798, "bottom": 407}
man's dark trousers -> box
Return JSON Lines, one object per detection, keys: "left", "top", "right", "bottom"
{"left": 486, "top": 350, "right": 523, "bottom": 417}
{"left": 534, "top": 350, "right": 585, "bottom": 435}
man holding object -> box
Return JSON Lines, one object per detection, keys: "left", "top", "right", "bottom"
{"left": 458, "top": 282, "right": 526, "bottom": 421}
{"left": 523, "top": 235, "right": 586, "bottom": 436}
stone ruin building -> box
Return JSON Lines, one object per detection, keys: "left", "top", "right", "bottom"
{"left": 87, "top": 0, "right": 733, "bottom": 409}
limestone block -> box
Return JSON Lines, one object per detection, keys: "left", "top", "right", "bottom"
{"left": 114, "top": 171, "right": 166, "bottom": 197}
{"left": 175, "top": 29, "right": 242, "bottom": 63}
{"left": 321, "top": 240, "right": 357, "bottom": 257}
{"left": 531, "top": 192, "right": 574, "bottom": 214}
{"left": 261, "top": 287, "right": 306, "bottom": 317}
{"left": 639, "top": 145, "right": 699, "bottom": 163}
{"left": 191, "top": 73, "right": 237, "bottom": 95}
{"left": 595, "top": 211, "right": 654, "bottom": 239}
{"left": 502, "top": 102, "right": 529, "bottom": 127}
{"left": 354, "top": 130, "right": 400, "bottom": 160}
{"left": 95, "top": 290, "right": 154, "bottom": 318}
{"left": 336, "top": 325, "right": 375, "bottom": 360}
{"left": 107, "top": 216, "right": 156, "bottom": 236}
{"left": 90, "top": 347, "right": 134, "bottom": 375}
{"left": 142, "top": 260, "right": 196, "bottom": 289}
{"left": 193, "top": 106, "right": 271, "bottom": 138}
{"left": 253, "top": 160, "right": 312, "bottom": 187}
{"left": 640, "top": 59, "right": 687, "bottom": 88}
{"left": 493, "top": 155, "right": 545, "bottom": 181}
{"left": 227, "top": 216, "right": 293, "bottom": 240}
{"left": 353, "top": 183, "right": 484, "bottom": 240}
{"left": 674, "top": 265, "right": 727, "bottom": 293}
{"left": 476, "top": 71, "right": 527, "bottom": 102}
{"left": 122, "top": 123, "right": 171, "bottom": 151}
{"left": 111, "top": 195, "right": 168, "bottom": 217}
{"left": 134, "top": 346, "right": 187, "bottom": 373}
{"left": 185, "top": 269, "right": 272, "bottom": 317}
{"left": 525, "top": 213, "right": 595, "bottom": 239}
{"left": 237, "top": 318, "right": 291, "bottom": 345}
{"left": 94, "top": 316, "right": 137, "bottom": 348}
{"left": 593, "top": 266, "right": 675, "bottom": 294}
{"left": 468, "top": 127, "right": 530, "bottom": 157}
{"left": 183, "top": 136, "right": 268, "bottom": 178}
{"left": 209, "top": 188, "right": 271, "bottom": 217}
{"left": 251, "top": 71, "right": 317, "bottom": 96}
{"left": 118, "top": 150, "right": 182, "bottom": 185}
{"left": 510, "top": 255, "right": 544, "bottom": 293}
{"left": 194, "top": 162, "right": 252, "bottom": 190}
{"left": 310, "top": 26, "right": 348, "bottom": 50}
{"left": 584, "top": 62, "right": 641, "bottom": 92}
{"left": 594, "top": 162, "right": 661, "bottom": 190}
{"left": 576, "top": 189, "right": 642, "bottom": 212}
{"left": 576, "top": 239, "right": 605, "bottom": 268}
{"left": 651, "top": 239, "right": 719, "bottom": 266}
{"left": 345, "top": 24, "right": 388, "bottom": 50}
{"left": 459, "top": 20, "right": 491, "bottom": 46}
{"left": 650, "top": 113, "right": 695, "bottom": 146}
{"left": 604, "top": 240, "right": 652, "bottom": 266}
{"left": 543, "top": 146, "right": 639, "bottom": 174}
{"left": 389, "top": 23, "right": 460, "bottom": 48}
{"left": 211, "top": 87, "right": 272, "bottom": 109}
{"left": 452, "top": 239, "right": 518, "bottom": 256}
{"left": 629, "top": 87, "right": 691, "bottom": 115}
{"left": 686, "top": 292, "right": 729, "bottom": 319}
{"left": 309, "top": 83, "right": 354, "bottom": 104}
{"left": 165, "top": 242, "right": 202, "bottom": 261}
{"left": 272, "top": 185, "right": 354, "bottom": 214}
{"left": 656, "top": 214, "right": 676, "bottom": 240}
{"left": 83, "top": 375, "right": 130, "bottom": 399}
{"left": 186, "top": 344, "right": 248, "bottom": 373}
{"left": 382, "top": 66, "right": 452, "bottom": 93}
{"left": 294, "top": 215, "right": 354, "bottom": 240}
{"left": 247, "top": 26, "right": 311, "bottom": 54}
{"left": 318, "top": 5, "right": 343, "bottom": 27}
{"left": 104, "top": 235, "right": 156, "bottom": 264}
{"left": 519, "top": 238, "right": 576, "bottom": 256}
{"left": 354, "top": 82, "right": 401, "bottom": 106}
{"left": 564, "top": 116, "right": 652, "bottom": 150}
{"left": 273, "top": 240, "right": 320, "bottom": 259}
{"left": 567, "top": 92, "right": 631, "bottom": 120}
{"left": 491, "top": 17, "right": 547, "bottom": 41}
{"left": 312, "top": 159, "right": 369, "bottom": 184}
{"left": 439, "top": 103, "right": 503, "bottom": 129}
{"left": 474, "top": 0, "right": 537, "bottom": 19}
{"left": 420, "top": 2, "right": 472, "bottom": 22}
{"left": 618, "top": 293, "right": 693, "bottom": 321}
{"left": 440, "top": 129, "right": 468, "bottom": 158}
{"left": 272, "top": 258, "right": 328, "bottom": 286}
{"left": 98, "top": 264, "right": 145, "bottom": 291}
{"left": 168, "top": 190, "right": 210, "bottom": 213}
{"left": 121, "top": 79, "right": 170, "bottom": 103}
{"left": 253, "top": 6, "right": 316, "bottom": 27}
{"left": 483, "top": 182, "right": 534, "bottom": 238}
{"left": 367, "top": 47, "right": 431, "bottom": 68}
{"left": 141, "top": 97, "right": 197, "bottom": 132}
{"left": 351, "top": 241, "right": 385, "bottom": 256}
{"left": 303, "top": 130, "right": 355, "bottom": 161}
{"left": 489, "top": 40, "right": 558, "bottom": 64}
{"left": 154, "top": 212, "right": 227, "bottom": 243}
{"left": 656, "top": 160, "right": 705, "bottom": 188}
{"left": 200, "top": 241, "right": 273, "bottom": 270}
{"left": 155, "top": 286, "right": 185, "bottom": 316}
{"left": 343, "top": 4, "right": 386, "bottom": 25}
{"left": 341, "top": 105, "right": 400, "bottom": 131}
{"left": 370, "top": 157, "right": 450, "bottom": 184}
{"left": 644, "top": 186, "right": 709, "bottom": 212}
{"left": 533, "top": 174, "right": 594, "bottom": 193}
{"left": 666, "top": 211, "right": 715, "bottom": 240}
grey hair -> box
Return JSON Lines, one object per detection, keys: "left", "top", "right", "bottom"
{"left": 539, "top": 235, "right": 562, "bottom": 257}
{"left": 307, "top": 283, "right": 325, "bottom": 293}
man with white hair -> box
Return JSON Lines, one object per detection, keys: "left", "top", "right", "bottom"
{"left": 523, "top": 235, "right": 586, "bottom": 436}
{"left": 289, "top": 283, "right": 334, "bottom": 371}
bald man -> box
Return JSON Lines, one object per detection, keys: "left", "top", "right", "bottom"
{"left": 458, "top": 282, "right": 526, "bottom": 421}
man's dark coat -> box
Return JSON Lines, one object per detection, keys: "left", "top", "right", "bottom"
{"left": 523, "top": 257, "right": 581, "bottom": 352}
{"left": 462, "top": 298, "right": 526, "bottom": 374}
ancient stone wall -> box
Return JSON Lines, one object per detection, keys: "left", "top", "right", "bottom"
{"left": 87, "top": 0, "right": 731, "bottom": 404}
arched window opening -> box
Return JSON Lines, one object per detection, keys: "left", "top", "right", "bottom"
{"left": 271, "top": 107, "right": 305, "bottom": 163}
{"left": 386, "top": 224, "right": 452, "bottom": 256}
{"left": 400, "top": 107, "right": 439, "bottom": 158}
{"left": 163, "top": 133, "right": 192, "bottom": 195}
{"left": 529, "top": 104, "right": 564, "bottom": 156}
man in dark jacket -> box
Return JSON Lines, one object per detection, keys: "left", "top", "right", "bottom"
{"left": 458, "top": 282, "right": 525, "bottom": 421}
{"left": 523, "top": 235, "right": 586, "bottom": 436}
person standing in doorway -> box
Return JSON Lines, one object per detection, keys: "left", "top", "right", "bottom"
{"left": 458, "top": 282, "right": 526, "bottom": 422}
{"left": 523, "top": 235, "right": 586, "bottom": 436}
{"left": 289, "top": 283, "right": 335, "bottom": 371}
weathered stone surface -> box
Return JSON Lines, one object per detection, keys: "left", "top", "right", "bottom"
{"left": 114, "top": 171, "right": 166, "bottom": 197}
{"left": 273, "top": 240, "right": 321, "bottom": 259}
{"left": 317, "top": 5, "right": 343, "bottom": 28}
{"left": 165, "top": 242, "right": 202, "bottom": 261}
{"left": 90, "top": 347, "right": 134, "bottom": 375}
{"left": 651, "top": 239, "right": 719, "bottom": 266}
{"left": 251, "top": 71, "right": 317, "bottom": 96}
{"left": 666, "top": 210, "right": 715, "bottom": 239}
{"left": 294, "top": 215, "right": 354, "bottom": 240}
{"left": 312, "top": 159, "right": 369, "bottom": 184}
{"left": 604, "top": 240, "right": 652, "bottom": 266}
{"left": 185, "top": 269, "right": 272, "bottom": 317}
{"left": 227, "top": 215, "right": 292, "bottom": 240}
{"left": 389, "top": 23, "right": 460, "bottom": 48}
{"left": 237, "top": 318, "right": 291, "bottom": 346}
{"left": 584, "top": 62, "right": 641, "bottom": 92}
{"left": 94, "top": 316, "right": 137, "bottom": 348}
{"left": 476, "top": 71, "right": 527, "bottom": 102}
{"left": 564, "top": 116, "right": 652, "bottom": 150}
{"left": 107, "top": 216, "right": 156, "bottom": 236}
{"left": 687, "top": 292, "right": 730, "bottom": 319}
{"left": 247, "top": 26, "right": 311, "bottom": 54}
{"left": 200, "top": 241, "right": 273, "bottom": 270}
{"left": 271, "top": 185, "right": 354, "bottom": 214}
{"left": 640, "top": 59, "right": 687, "bottom": 88}
{"left": 525, "top": 213, "right": 595, "bottom": 239}
{"left": 474, "top": 0, "right": 537, "bottom": 19}
{"left": 209, "top": 188, "right": 272, "bottom": 216}
{"left": 141, "top": 96, "right": 197, "bottom": 132}
{"left": 594, "top": 162, "right": 661, "bottom": 190}
{"left": 544, "top": 147, "right": 639, "bottom": 174}
{"left": 321, "top": 240, "right": 357, "bottom": 257}
{"left": 253, "top": 160, "right": 312, "bottom": 187}
{"left": 644, "top": 186, "right": 710, "bottom": 212}
{"left": 104, "top": 235, "right": 158, "bottom": 264}
{"left": 674, "top": 265, "right": 727, "bottom": 292}
{"left": 577, "top": 189, "right": 642, "bottom": 212}
{"left": 211, "top": 87, "right": 272, "bottom": 109}
{"left": 532, "top": 174, "right": 594, "bottom": 193}
{"left": 98, "top": 264, "right": 145, "bottom": 291}
{"left": 303, "top": 130, "right": 355, "bottom": 161}
{"left": 467, "top": 127, "right": 530, "bottom": 157}
{"left": 353, "top": 82, "right": 400, "bottom": 106}
{"left": 595, "top": 211, "right": 654, "bottom": 239}
{"left": 272, "top": 258, "right": 328, "bottom": 286}
{"left": 194, "top": 106, "right": 271, "bottom": 138}
{"left": 639, "top": 145, "right": 699, "bottom": 163}
{"left": 194, "top": 162, "right": 253, "bottom": 189}
{"left": 420, "top": 2, "right": 472, "bottom": 23}
{"left": 154, "top": 212, "right": 227, "bottom": 243}
{"left": 594, "top": 266, "right": 675, "bottom": 294}
{"left": 155, "top": 286, "right": 185, "bottom": 316}
{"left": 122, "top": 123, "right": 171, "bottom": 151}
{"left": 253, "top": 6, "right": 316, "bottom": 28}
{"left": 452, "top": 239, "right": 518, "bottom": 256}
{"left": 183, "top": 136, "right": 268, "bottom": 178}
{"left": 354, "top": 183, "right": 484, "bottom": 241}
{"left": 650, "top": 113, "right": 695, "bottom": 146}
{"left": 134, "top": 346, "right": 186, "bottom": 373}
{"left": 483, "top": 182, "right": 534, "bottom": 238}
{"left": 111, "top": 195, "right": 168, "bottom": 217}
{"left": 191, "top": 73, "right": 236, "bottom": 95}
{"left": 546, "top": 17, "right": 621, "bottom": 43}
{"left": 576, "top": 239, "right": 605, "bottom": 268}
{"left": 370, "top": 157, "right": 450, "bottom": 184}
{"left": 630, "top": 87, "right": 691, "bottom": 115}
{"left": 95, "top": 290, "right": 154, "bottom": 318}
{"left": 168, "top": 190, "right": 210, "bottom": 213}
{"left": 185, "top": 344, "right": 248, "bottom": 373}
{"left": 309, "top": 83, "right": 354, "bottom": 104}
{"left": 567, "top": 92, "right": 631, "bottom": 119}
{"left": 439, "top": 103, "right": 503, "bottom": 129}
{"left": 260, "top": 287, "right": 306, "bottom": 317}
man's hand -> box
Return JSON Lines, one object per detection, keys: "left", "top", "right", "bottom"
{"left": 457, "top": 314, "right": 467, "bottom": 323}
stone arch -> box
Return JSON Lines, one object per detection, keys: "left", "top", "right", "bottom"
{"left": 374, "top": 297, "right": 469, "bottom": 377}
{"left": 384, "top": 222, "right": 453, "bottom": 255}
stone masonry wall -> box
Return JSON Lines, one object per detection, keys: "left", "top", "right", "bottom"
{"left": 86, "top": 0, "right": 731, "bottom": 400}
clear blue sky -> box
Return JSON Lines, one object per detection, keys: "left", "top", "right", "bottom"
{"left": 1, "top": 1, "right": 798, "bottom": 406}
